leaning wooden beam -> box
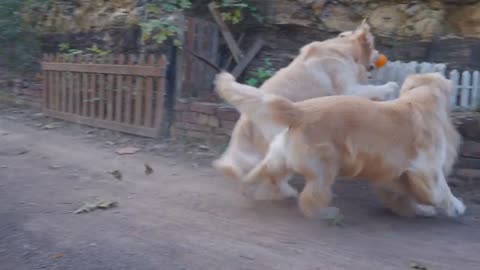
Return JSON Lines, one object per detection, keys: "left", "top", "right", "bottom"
{"left": 208, "top": 2, "right": 244, "bottom": 63}
{"left": 232, "top": 38, "right": 265, "bottom": 78}
{"left": 223, "top": 33, "right": 245, "bottom": 69}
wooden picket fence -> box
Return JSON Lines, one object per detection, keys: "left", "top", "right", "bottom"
{"left": 370, "top": 61, "right": 480, "bottom": 111}
{"left": 41, "top": 54, "right": 167, "bottom": 138}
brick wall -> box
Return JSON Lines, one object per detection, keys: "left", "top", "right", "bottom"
{"left": 172, "top": 99, "right": 239, "bottom": 145}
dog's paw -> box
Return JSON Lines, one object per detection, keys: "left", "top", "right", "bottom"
{"left": 414, "top": 204, "right": 438, "bottom": 217}
{"left": 385, "top": 81, "right": 399, "bottom": 93}
{"left": 443, "top": 196, "right": 466, "bottom": 218}
{"left": 212, "top": 158, "right": 242, "bottom": 181}
{"left": 375, "top": 81, "right": 399, "bottom": 101}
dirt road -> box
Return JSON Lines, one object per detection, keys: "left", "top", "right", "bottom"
{"left": 1, "top": 112, "right": 480, "bottom": 270}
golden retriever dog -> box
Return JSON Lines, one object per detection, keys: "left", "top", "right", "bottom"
{"left": 213, "top": 22, "right": 399, "bottom": 187}
{"left": 215, "top": 72, "right": 465, "bottom": 218}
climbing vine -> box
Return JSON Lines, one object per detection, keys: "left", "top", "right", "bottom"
{"left": 141, "top": 0, "right": 263, "bottom": 46}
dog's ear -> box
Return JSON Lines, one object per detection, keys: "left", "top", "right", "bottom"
{"left": 354, "top": 20, "right": 372, "bottom": 45}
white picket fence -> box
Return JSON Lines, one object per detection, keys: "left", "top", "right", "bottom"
{"left": 370, "top": 61, "right": 480, "bottom": 111}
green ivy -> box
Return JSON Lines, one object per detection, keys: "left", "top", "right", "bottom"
{"left": 245, "top": 58, "right": 276, "bottom": 87}
{"left": 217, "top": 0, "right": 263, "bottom": 24}
{"left": 141, "top": 0, "right": 192, "bottom": 46}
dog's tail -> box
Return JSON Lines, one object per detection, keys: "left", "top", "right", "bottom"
{"left": 214, "top": 72, "right": 303, "bottom": 131}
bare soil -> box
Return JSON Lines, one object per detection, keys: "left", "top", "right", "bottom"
{"left": 1, "top": 104, "right": 480, "bottom": 270}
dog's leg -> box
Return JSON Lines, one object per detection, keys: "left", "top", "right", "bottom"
{"left": 347, "top": 82, "right": 399, "bottom": 101}
{"left": 374, "top": 175, "right": 439, "bottom": 217}
{"left": 297, "top": 161, "right": 337, "bottom": 218}
{"left": 406, "top": 170, "right": 465, "bottom": 217}
{"left": 213, "top": 117, "right": 264, "bottom": 181}
{"left": 249, "top": 173, "right": 298, "bottom": 201}
{"left": 374, "top": 185, "right": 416, "bottom": 217}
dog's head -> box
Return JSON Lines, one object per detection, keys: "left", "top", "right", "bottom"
{"left": 337, "top": 21, "right": 377, "bottom": 71}
{"left": 400, "top": 73, "right": 454, "bottom": 106}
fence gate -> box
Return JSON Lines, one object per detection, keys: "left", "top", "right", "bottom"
{"left": 41, "top": 54, "right": 167, "bottom": 138}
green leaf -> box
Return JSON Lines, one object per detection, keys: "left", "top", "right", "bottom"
{"left": 246, "top": 78, "right": 258, "bottom": 87}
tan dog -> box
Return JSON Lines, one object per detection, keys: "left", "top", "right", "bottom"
{"left": 213, "top": 22, "right": 399, "bottom": 188}
{"left": 215, "top": 72, "right": 465, "bottom": 218}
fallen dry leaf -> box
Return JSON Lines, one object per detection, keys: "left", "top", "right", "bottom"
{"left": 74, "top": 200, "right": 118, "bottom": 214}
{"left": 109, "top": 170, "right": 122, "bottom": 181}
{"left": 145, "top": 163, "right": 153, "bottom": 175}
{"left": 327, "top": 213, "right": 345, "bottom": 227}
{"left": 115, "top": 147, "right": 140, "bottom": 155}
{"left": 410, "top": 262, "right": 429, "bottom": 270}
{"left": 52, "top": 253, "right": 64, "bottom": 259}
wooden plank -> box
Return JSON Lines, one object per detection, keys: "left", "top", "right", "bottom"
{"left": 115, "top": 54, "right": 125, "bottom": 122}
{"left": 106, "top": 55, "right": 114, "bottom": 121}
{"left": 449, "top": 70, "right": 460, "bottom": 107}
{"left": 232, "top": 38, "right": 265, "bottom": 77}
{"left": 44, "top": 109, "right": 160, "bottom": 138}
{"left": 144, "top": 55, "right": 155, "bottom": 127}
{"left": 54, "top": 54, "right": 61, "bottom": 111}
{"left": 41, "top": 62, "right": 166, "bottom": 77}
{"left": 472, "top": 71, "right": 480, "bottom": 110}
{"left": 42, "top": 54, "right": 49, "bottom": 109}
{"left": 60, "top": 55, "right": 67, "bottom": 112}
{"left": 73, "top": 55, "right": 81, "bottom": 114}
{"left": 89, "top": 55, "right": 97, "bottom": 118}
{"left": 48, "top": 55, "right": 55, "bottom": 110}
{"left": 82, "top": 56, "right": 89, "bottom": 116}
{"left": 124, "top": 55, "right": 134, "bottom": 124}
{"left": 98, "top": 56, "right": 106, "bottom": 119}
{"left": 68, "top": 67, "right": 74, "bottom": 113}
{"left": 208, "top": 2, "right": 243, "bottom": 63}
{"left": 154, "top": 56, "right": 167, "bottom": 133}
{"left": 134, "top": 55, "right": 145, "bottom": 126}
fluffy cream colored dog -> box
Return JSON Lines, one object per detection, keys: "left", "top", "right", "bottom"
{"left": 215, "top": 72, "right": 465, "bottom": 218}
{"left": 213, "top": 22, "right": 399, "bottom": 186}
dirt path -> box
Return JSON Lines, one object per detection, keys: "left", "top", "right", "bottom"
{"left": 1, "top": 114, "right": 480, "bottom": 270}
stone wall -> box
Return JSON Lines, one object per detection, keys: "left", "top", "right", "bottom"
{"left": 172, "top": 99, "right": 239, "bottom": 145}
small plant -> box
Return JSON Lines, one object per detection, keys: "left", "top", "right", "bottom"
{"left": 86, "top": 44, "right": 111, "bottom": 57}
{"left": 58, "top": 43, "right": 111, "bottom": 60}
{"left": 245, "top": 58, "right": 276, "bottom": 87}
{"left": 216, "top": 0, "right": 263, "bottom": 24}
{"left": 58, "top": 43, "right": 83, "bottom": 57}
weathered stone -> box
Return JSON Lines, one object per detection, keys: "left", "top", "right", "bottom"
{"left": 220, "top": 120, "right": 236, "bottom": 130}
{"left": 261, "top": 0, "right": 480, "bottom": 41}
{"left": 190, "top": 102, "right": 218, "bottom": 115}
{"left": 207, "top": 116, "right": 220, "bottom": 128}
{"left": 197, "top": 114, "right": 209, "bottom": 125}
{"left": 187, "top": 130, "right": 208, "bottom": 140}
{"left": 460, "top": 141, "right": 480, "bottom": 158}
{"left": 182, "top": 112, "right": 197, "bottom": 123}
{"left": 455, "top": 117, "right": 480, "bottom": 141}
{"left": 217, "top": 108, "right": 239, "bottom": 121}
{"left": 175, "top": 100, "right": 190, "bottom": 111}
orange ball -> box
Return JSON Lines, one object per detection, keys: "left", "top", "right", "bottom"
{"left": 375, "top": 54, "right": 388, "bottom": 68}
